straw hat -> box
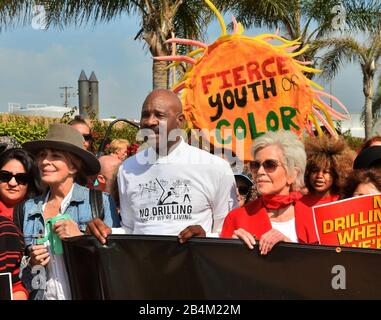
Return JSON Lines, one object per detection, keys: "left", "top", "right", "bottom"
{"left": 22, "top": 123, "right": 100, "bottom": 176}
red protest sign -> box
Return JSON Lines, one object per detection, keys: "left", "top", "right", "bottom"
{"left": 312, "top": 194, "right": 381, "bottom": 249}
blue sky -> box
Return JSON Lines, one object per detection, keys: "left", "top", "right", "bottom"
{"left": 0, "top": 12, "right": 366, "bottom": 121}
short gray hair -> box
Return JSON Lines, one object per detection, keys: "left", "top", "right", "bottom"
{"left": 252, "top": 130, "right": 306, "bottom": 191}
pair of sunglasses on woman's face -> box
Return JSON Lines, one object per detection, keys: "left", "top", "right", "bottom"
{"left": 249, "top": 159, "right": 283, "bottom": 174}
{"left": 0, "top": 170, "right": 30, "bottom": 185}
{"left": 82, "top": 134, "right": 93, "bottom": 142}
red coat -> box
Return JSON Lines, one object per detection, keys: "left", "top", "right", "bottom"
{"left": 220, "top": 197, "right": 318, "bottom": 244}
{"left": 299, "top": 193, "right": 339, "bottom": 208}
{"left": 0, "top": 200, "right": 13, "bottom": 221}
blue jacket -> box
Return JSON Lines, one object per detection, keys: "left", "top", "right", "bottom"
{"left": 21, "top": 183, "right": 120, "bottom": 299}
{"left": 23, "top": 183, "right": 120, "bottom": 247}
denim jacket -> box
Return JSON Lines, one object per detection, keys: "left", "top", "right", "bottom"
{"left": 21, "top": 183, "right": 121, "bottom": 299}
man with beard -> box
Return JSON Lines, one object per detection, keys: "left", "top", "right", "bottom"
{"left": 87, "top": 89, "right": 238, "bottom": 243}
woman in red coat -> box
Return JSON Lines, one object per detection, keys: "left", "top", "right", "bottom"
{"left": 221, "top": 130, "right": 318, "bottom": 255}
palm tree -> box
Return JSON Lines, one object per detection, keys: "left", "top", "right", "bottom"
{"left": 40, "top": 0, "right": 225, "bottom": 89}
{"left": 319, "top": 33, "right": 381, "bottom": 139}
{"left": 222, "top": 0, "right": 381, "bottom": 63}
{"left": 0, "top": 1, "right": 33, "bottom": 30}
{"left": 222, "top": 0, "right": 381, "bottom": 137}
{"left": 372, "top": 76, "right": 381, "bottom": 121}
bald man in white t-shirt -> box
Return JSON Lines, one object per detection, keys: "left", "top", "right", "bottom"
{"left": 86, "top": 89, "right": 238, "bottom": 243}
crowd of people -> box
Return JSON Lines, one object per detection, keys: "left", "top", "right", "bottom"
{"left": 0, "top": 89, "right": 380, "bottom": 300}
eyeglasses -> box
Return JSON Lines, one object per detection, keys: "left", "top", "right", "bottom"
{"left": 0, "top": 170, "right": 30, "bottom": 185}
{"left": 238, "top": 186, "right": 250, "bottom": 196}
{"left": 82, "top": 134, "right": 93, "bottom": 142}
{"left": 249, "top": 159, "right": 283, "bottom": 173}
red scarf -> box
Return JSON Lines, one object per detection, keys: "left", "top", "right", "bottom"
{"left": 0, "top": 200, "right": 14, "bottom": 221}
{"left": 261, "top": 192, "right": 302, "bottom": 210}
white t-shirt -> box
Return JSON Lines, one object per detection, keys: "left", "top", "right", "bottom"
{"left": 116, "top": 139, "right": 238, "bottom": 236}
{"left": 43, "top": 186, "right": 73, "bottom": 300}
{"left": 271, "top": 218, "right": 298, "bottom": 243}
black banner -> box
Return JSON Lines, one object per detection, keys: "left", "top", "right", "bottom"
{"left": 63, "top": 235, "right": 381, "bottom": 300}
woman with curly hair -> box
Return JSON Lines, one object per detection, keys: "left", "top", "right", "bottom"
{"left": 302, "top": 135, "right": 355, "bottom": 207}
{"left": 342, "top": 169, "right": 381, "bottom": 199}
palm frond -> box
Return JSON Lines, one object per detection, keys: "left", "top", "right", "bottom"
{"left": 44, "top": 0, "right": 134, "bottom": 28}
{"left": 0, "top": 0, "right": 33, "bottom": 31}
{"left": 318, "top": 37, "right": 364, "bottom": 81}
{"left": 345, "top": 0, "right": 381, "bottom": 32}
{"left": 174, "top": 0, "right": 209, "bottom": 41}
{"left": 221, "top": 0, "right": 294, "bottom": 31}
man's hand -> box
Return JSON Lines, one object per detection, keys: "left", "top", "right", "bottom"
{"left": 259, "top": 228, "right": 290, "bottom": 255}
{"left": 85, "top": 218, "right": 112, "bottom": 244}
{"left": 178, "top": 225, "right": 206, "bottom": 244}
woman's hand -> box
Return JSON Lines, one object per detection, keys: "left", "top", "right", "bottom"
{"left": 232, "top": 228, "right": 256, "bottom": 249}
{"left": 259, "top": 229, "right": 290, "bottom": 255}
{"left": 53, "top": 219, "right": 83, "bottom": 239}
{"left": 29, "top": 245, "right": 50, "bottom": 267}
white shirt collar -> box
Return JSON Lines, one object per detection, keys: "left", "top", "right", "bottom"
{"left": 44, "top": 184, "right": 75, "bottom": 215}
{"left": 146, "top": 137, "right": 185, "bottom": 164}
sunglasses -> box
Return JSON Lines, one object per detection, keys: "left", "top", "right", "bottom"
{"left": 238, "top": 186, "right": 250, "bottom": 196}
{"left": 249, "top": 159, "right": 283, "bottom": 173}
{"left": 82, "top": 134, "right": 93, "bottom": 142}
{"left": 0, "top": 170, "right": 30, "bottom": 185}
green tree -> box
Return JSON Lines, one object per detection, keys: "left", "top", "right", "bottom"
{"left": 222, "top": 0, "right": 381, "bottom": 138}
{"left": 371, "top": 75, "right": 381, "bottom": 121}
{"left": 319, "top": 33, "right": 381, "bottom": 139}
{"left": 41, "top": 0, "right": 224, "bottom": 89}
{"left": 0, "top": 1, "right": 33, "bottom": 30}
{"left": 223, "top": 0, "right": 381, "bottom": 63}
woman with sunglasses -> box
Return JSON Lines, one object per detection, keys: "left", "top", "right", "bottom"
{"left": 221, "top": 130, "right": 318, "bottom": 255}
{"left": 21, "top": 124, "right": 120, "bottom": 300}
{"left": 69, "top": 116, "right": 94, "bottom": 153}
{"left": 302, "top": 135, "right": 354, "bottom": 207}
{"left": 0, "top": 148, "right": 43, "bottom": 221}
{"left": 0, "top": 148, "right": 41, "bottom": 300}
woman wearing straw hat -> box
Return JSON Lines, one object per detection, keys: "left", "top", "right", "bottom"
{"left": 21, "top": 123, "right": 120, "bottom": 300}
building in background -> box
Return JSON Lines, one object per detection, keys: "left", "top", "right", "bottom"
{"left": 8, "top": 103, "right": 78, "bottom": 118}
{"left": 78, "top": 70, "right": 99, "bottom": 119}
{"left": 339, "top": 113, "right": 364, "bottom": 138}
{"left": 6, "top": 98, "right": 364, "bottom": 138}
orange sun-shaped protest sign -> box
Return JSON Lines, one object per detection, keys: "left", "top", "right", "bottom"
{"left": 155, "top": 0, "right": 349, "bottom": 161}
